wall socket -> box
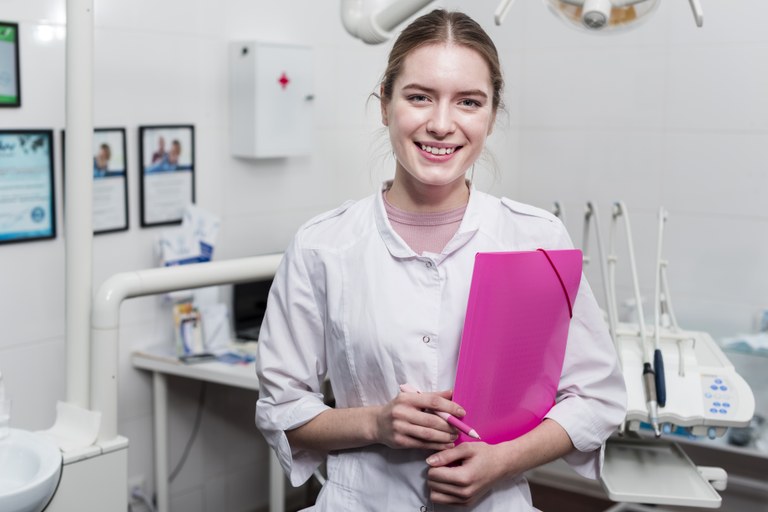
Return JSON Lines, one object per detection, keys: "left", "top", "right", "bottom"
{"left": 127, "top": 474, "right": 147, "bottom": 505}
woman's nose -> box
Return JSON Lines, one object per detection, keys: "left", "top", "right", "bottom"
{"left": 426, "top": 104, "right": 455, "bottom": 138}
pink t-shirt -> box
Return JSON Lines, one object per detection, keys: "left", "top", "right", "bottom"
{"left": 383, "top": 192, "right": 467, "bottom": 255}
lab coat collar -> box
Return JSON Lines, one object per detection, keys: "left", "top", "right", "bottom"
{"left": 374, "top": 180, "right": 482, "bottom": 263}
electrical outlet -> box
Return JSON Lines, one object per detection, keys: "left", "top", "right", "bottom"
{"left": 127, "top": 474, "right": 146, "bottom": 505}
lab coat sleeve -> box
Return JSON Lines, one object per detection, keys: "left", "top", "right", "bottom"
{"left": 255, "top": 234, "right": 331, "bottom": 487}
{"left": 543, "top": 223, "right": 627, "bottom": 480}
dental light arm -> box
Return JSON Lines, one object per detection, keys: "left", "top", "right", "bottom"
{"left": 688, "top": 0, "right": 704, "bottom": 27}
{"left": 494, "top": 0, "right": 517, "bottom": 25}
{"left": 340, "top": 0, "right": 436, "bottom": 44}
{"left": 341, "top": 0, "right": 703, "bottom": 44}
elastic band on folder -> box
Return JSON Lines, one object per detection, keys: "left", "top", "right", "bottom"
{"left": 537, "top": 248, "right": 573, "bottom": 318}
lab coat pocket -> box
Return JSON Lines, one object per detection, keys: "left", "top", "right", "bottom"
{"left": 314, "top": 451, "right": 362, "bottom": 510}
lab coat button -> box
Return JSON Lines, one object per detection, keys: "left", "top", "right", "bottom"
{"left": 420, "top": 506, "right": 428, "bottom": 512}
{"left": 425, "top": 261, "right": 433, "bottom": 268}
{"left": 422, "top": 336, "right": 431, "bottom": 344}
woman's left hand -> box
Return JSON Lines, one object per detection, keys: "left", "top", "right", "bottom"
{"left": 425, "top": 442, "right": 513, "bottom": 506}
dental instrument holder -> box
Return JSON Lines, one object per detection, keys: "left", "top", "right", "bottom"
{"left": 595, "top": 200, "right": 756, "bottom": 508}
{"left": 607, "top": 203, "right": 755, "bottom": 437}
{"left": 653, "top": 207, "right": 668, "bottom": 407}
{"left": 610, "top": 201, "right": 661, "bottom": 437}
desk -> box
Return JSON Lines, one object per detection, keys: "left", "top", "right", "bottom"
{"left": 132, "top": 348, "right": 285, "bottom": 512}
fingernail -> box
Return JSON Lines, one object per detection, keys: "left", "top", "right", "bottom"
{"left": 426, "top": 456, "right": 437, "bottom": 465}
{"left": 457, "top": 408, "right": 466, "bottom": 416}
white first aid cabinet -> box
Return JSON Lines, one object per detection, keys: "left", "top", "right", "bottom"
{"left": 228, "top": 41, "right": 313, "bottom": 158}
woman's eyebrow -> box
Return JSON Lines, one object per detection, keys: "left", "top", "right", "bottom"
{"left": 401, "top": 83, "right": 489, "bottom": 99}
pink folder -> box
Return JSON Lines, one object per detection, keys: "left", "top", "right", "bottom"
{"left": 452, "top": 249, "right": 582, "bottom": 445}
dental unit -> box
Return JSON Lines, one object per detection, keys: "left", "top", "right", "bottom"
{"left": 580, "top": 200, "right": 756, "bottom": 507}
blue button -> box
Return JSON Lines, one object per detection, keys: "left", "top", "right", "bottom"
{"left": 720, "top": 385, "right": 728, "bottom": 391}
{"left": 723, "top": 402, "right": 731, "bottom": 408}
{"left": 709, "top": 408, "right": 718, "bottom": 414}
{"left": 710, "top": 385, "right": 718, "bottom": 390}
{"left": 713, "top": 402, "right": 721, "bottom": 407}
{"left": 705, "top": 393, "right": 713, "bottom": 399}
{"left": 719, "top": 409, "right": 727, "bottom": 414}
{"left": 714, "top": 378, "right": 723, "bottom": 384}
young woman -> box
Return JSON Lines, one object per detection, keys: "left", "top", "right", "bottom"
{"left": 256, "top": 10, "right": 626, "bottom": 511}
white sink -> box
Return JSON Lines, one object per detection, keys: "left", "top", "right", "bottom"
{"left": 0, "top": 429, "right": 62, "bottom": 512}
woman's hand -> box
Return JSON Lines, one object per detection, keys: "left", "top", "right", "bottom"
{"left": 425, "top": 442, "right": 512, "bottom": 506}
{"left": 374, "top": 389, "right": 464, "bottom": 451}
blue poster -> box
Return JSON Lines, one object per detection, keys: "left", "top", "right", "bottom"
{"left": 0, "top": 131, "right": 55, "bottom": 243}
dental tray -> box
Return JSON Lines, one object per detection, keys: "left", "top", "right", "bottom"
{"left": 602, "top": 438, "right": 722, "bottom": 508}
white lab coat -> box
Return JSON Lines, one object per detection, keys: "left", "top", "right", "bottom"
{"left": 256, "top": 182, "right": 627, "bottom": 511}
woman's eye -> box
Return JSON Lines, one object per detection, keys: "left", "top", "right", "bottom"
{"left": 408, "top": 94, "right": 429, "bottom": 103}
{"left": 460, "top": 99, "right": 481, "bottom": 108}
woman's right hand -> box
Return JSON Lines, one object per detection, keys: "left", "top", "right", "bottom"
{"left": 374, "top": 389, "right": 464, "bottom": 450}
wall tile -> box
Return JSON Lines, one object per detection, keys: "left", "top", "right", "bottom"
{"left": 667, "top": 44, "right": 768, "bottom": 132}
{"left": 520, "top": 46, "right": 667, "bottom": 130}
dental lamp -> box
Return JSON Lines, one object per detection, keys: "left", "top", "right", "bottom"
{"left": 499, "top": 0, "right": 703, "bottom": 32}
{"left": 341, "top": 0, "right": 704, "bottom": 44}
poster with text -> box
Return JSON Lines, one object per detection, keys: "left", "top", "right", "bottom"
{"left": 92, "top": 128, "right": 128, "bottom": 233}
{"left": 139, "top": 125, "right": 195, "bottom": 226}
{"left": 0, "top": 131, "right": 55, "bottom": 244}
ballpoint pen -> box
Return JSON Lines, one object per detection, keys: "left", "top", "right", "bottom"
{"left": 399, "top": 383, "right": 481, "bottom": 440}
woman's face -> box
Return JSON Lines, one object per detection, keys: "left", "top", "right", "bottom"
{"left": 383, "top": 43, "right": 496, "bottom": 193}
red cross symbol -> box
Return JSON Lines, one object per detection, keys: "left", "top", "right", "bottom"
{"left": 278, "top": 72, "right": 290, "bottom": 90}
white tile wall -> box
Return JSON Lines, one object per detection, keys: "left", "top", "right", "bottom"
{"left": 1, "top": 0, "right": 767, "bottom": 510}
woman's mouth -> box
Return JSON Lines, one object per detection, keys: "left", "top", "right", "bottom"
{"left": 416, "top": 143, "right": 462, "bottom": 156}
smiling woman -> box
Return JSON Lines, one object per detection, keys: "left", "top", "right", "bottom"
{"left": 382, "top": 42, "right": 497, "bottom": 211}
{"left": 255, "top": 9, "right": 626, "bottom": 512}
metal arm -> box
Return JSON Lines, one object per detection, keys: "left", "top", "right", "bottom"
{"left": 340, "top": 0, "right": 435, "bottom": 44}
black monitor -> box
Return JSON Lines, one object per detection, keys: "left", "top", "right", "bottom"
{"left": 232, "top": 279, "right": 272, "bottom": 341}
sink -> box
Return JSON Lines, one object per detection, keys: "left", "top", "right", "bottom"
{"left": 0, "top": 429, "right": 62, "bottom": 512}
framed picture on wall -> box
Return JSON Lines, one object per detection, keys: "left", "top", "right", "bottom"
{"left": 0, "top": 21, "right": 21, "bottom": 108}
{"left": 61, "top": 127, "right": 130, "bottom": 234}
{"left": 0, "top": 130, "right": 56, "bottom": 244}
{"left": 139, "top": 125, "right": 195, "bottom": 227}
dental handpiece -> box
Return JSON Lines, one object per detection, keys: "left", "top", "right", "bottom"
{"left": 643, "top": 362, "right": 661, "bottom": 437}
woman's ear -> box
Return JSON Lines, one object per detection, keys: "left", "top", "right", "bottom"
{"left": 487, "top": 110, "right": 497, "bottom": 136}
{"left": 380, "top": 85, "right": 389, "bottom": 126}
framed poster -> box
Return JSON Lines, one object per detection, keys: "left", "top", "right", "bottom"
{"left": 0, "top": 130, "right": 56, "bottom": 244}
{"left": 0, "top": 21, "right": 21, "bottom": 108}
{"left": 139, "top": 125, "right": 195, "bottom": 227}
{"left": 62, "top": 128, "right": 129, "bottom": 234}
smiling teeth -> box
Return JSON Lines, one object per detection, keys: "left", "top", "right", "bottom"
{"left": 420, "top": 144, "right": 455, "bottom": 155}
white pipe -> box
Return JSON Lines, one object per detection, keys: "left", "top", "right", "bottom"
{"left": 585, "top": 202, "right": 617, "bottom": 345}
{"left": 65, "top": 0, "right": 95, "bottom": 409}
{"left": 494, "top": 0, "right": 517, "bottom": 25}
{"left": 91, "top": 254, "right": 283, "bottom": 442}
{"left": 688, "top": 0, "right": 704, "bottom": 27}
{"left": 653, "top": 207, "right": 667, "bottom": 350}
{"left": 614, "top": 202, "right": 649, "bottom": 354}
{"left": 340, "top": 0, "right": 435, "bottom": 44}
{"left": 375, "top": 0, "right": 434, "bottom": 33}
{"left": 340, "top": 0, "right": 365, "bottom": 39}
{"left": 606, "top": 210, "right": 621, "bottom": 338}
